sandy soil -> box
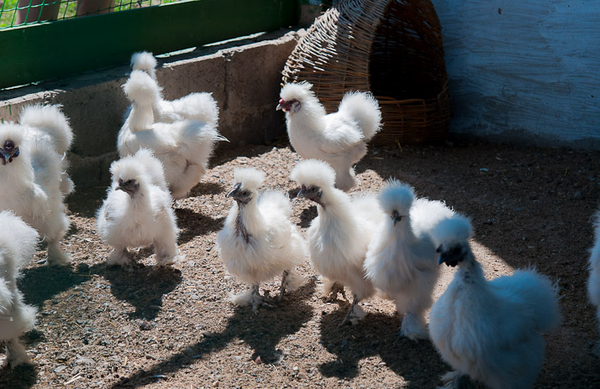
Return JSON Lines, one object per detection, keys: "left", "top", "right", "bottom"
{"left": 1, "top": 138, "right": 599, "bottom": 389}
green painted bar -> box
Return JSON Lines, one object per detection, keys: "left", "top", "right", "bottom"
{"left": 0, "top": 0, "right": 299, "bottom": 89}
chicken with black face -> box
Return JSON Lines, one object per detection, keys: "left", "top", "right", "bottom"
{"left": 217, "top": 168, "right": 306, "bottom": 314}
{"left": 96, "top": 148, "right": 181, "bottom": 267}
{"left": 430, "top": 215, "right": 561, "bottom": 389}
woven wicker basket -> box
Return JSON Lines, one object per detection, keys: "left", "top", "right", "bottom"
{"left": 282, "top": 0, "right": 451, "bottom": 145}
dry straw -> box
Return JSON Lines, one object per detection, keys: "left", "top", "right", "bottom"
{"left": 282, "top": 0, "right": 451, "bottom": 145}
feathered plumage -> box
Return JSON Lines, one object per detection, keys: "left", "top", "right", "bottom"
{"left": 291, "top": 159, "right": 384, "bottom": 325}
{"left": 364, "top": 180, "right": 455, "bottom": 340}
{"left": 588, "top": 210, "right": 600, "bottom": 355}
{"left": 278, "top": 82, "right": 382, "bottom": 191}
{"left": 129, "top": 51, "right": 220, "bottom": 125}
{"left": 0, "top": 105, "right": 73, "bottom": 265}
{"left": 217, "top": 168, "right": 306, "bottom": 314}
{"left": 119, "top": 53, "right": 226, "bottom": 199}
{"left": 96, "top": 149, "right": 181, "bottom": 267}
{"left": 0, "top": 211, "right": 39, "bottom": 368}
{"left": 430, "top": 215, "right": 561, "bottom": 389}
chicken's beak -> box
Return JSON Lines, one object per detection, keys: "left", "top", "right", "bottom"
{"left": 392, "top": 210, "right": 402, "bottom": 226}
{"left": 117, "top": 179, "right": 139, "bottom": 198}
{"left": 296, "top": 185, "right": 307, "bottom": 198}
{"left": 276, "top": 98, "right": 286, "bottom": 112}
{"left": 0, "top": 141, "right": 19, "bottom": 165}
{"left": 227, "top": 183, "right": 242, "bottom": 198}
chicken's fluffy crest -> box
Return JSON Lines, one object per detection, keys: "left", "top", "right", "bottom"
{"left": 131, "top": 51, "right": 157, "bottom": 79}
{"left": 279, "top": 81, "right": 314, "bottom": 102}
{"left": 378, "top": 179, "right": 415, "bottom": 215}
{"left": 123, "top": 70, "right": 161, "bottom": 107}
{"left": 110, "top": 152, "right": 150, "bottom": 185}
{"left": 233, "top": 168, "right": 265, "bottom": 191}
{"left": 290, "top": 159, "right": 336, "bottom": 189}
{"left": 431, "top": 214, "right": 473, "bottom": 249}
{"left": 0, "top": 123, "right": 25, "bottom": 148}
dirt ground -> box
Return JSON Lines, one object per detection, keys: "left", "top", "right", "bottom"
{"left": 1, "top": 137, "right": 600, "bottom": 389}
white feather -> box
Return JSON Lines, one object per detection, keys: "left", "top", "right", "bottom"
{"left": 430, "top": 215, "right": 561, "bottom": 389}
{"left": 0, "top": 211, "right": 39, "bottom": 367}
{"left": 280, "top": 82, "right": 382, "bottom": 191}
{"left": 96, "top": 149, "right": 181, "bottom": 266}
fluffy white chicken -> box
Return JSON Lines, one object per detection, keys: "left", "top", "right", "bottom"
{"left": 0, "top": 105, "right": 73, "bottom": 265}
{"left": 217, "top": 168, "right": 306, "bottom": 314}
{"left": 430, "top": 215, "right": 561, "bottom": 389}
{"left": 291, "top": 159, "right": 384, "bottom": 325}
{"left": 96, "top": 149, "right": 181, "bottom": 267}
{"left": 364, "top": 180, "right": 455, "bottom": 340}
{"left": 119, "top": 62, "right": 227, "bottom": 199}
{"left": 129, "top": 51, "right": 220, "bottom": 125}
{"left": 0, "top": 211, "right": 39, "bottom": 368}
{"left": 588, "top": 210, "right": 600, "bottom": 355}
{"left": 278, "top": 82, "right": 382, "bottom": 191}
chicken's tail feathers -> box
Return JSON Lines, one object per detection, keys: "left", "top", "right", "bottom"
{"left": 131, "top": 51, "right": 157, "bottom": 79}
{"left": 177, "top": 93, "right": 220, "bottom": 126}
{"left": 430, "top": 214, "right": 473, "bottom": 250}
{"left": 19, "top": 104, "right": 74, "bottom": 155}
{"left": 338, "top": 91, "right": 382, "bottom": 141}
{"left": 496, "top": 268, "right": 562, "bottom": 334}
{"left": 411, "top": 198, "right": 455, "bottom": 237}
{"left": 258, "top": 190, "right": 292, "bottom": 218}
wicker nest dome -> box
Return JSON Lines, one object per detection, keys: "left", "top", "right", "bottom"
{"left": 282, "top": 0, "right": 451, "bottom": 145}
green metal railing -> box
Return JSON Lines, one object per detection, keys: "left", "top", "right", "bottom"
{"left": 0, "top": 0, "right": 299, "bottom": 89}
{"left": 0, "top": 0, "right": 182, "bottom": 29}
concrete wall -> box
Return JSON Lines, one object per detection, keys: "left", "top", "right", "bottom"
{"left": 431, "top": 0, "right": 600, "bottom": 148}
{"left": 0, "top": 29, "right": 303, "bottom": 188}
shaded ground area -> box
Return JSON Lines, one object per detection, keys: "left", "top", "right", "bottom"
{"left": 1, "top": 139, "right": 600, "bottom": 388}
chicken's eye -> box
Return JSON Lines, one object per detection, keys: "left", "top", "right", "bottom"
{"left": 241, "top": 190, "right": 249, "bottom": 196}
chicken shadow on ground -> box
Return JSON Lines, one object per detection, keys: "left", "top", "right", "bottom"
{"left": 109, "top": 278, "right": 317, "bottom": 388}
{"left": 65, "top": 187, "right": 108, "bottom": 218}
{"left": 174, "top": 208, "right": 225, "bottom": 244}
{"left": 91, "top": 263, "right": 183, "bottom": 320}
{"left": 298, "top": 205, "right": 318, "bottom": 229}
{"left": 318, "top": 309, "right": 448, "bottom": 388}
{"left": 0, "top": 362, "right": 38, "bottom": 389}
{"left": 188, "top": 182, "right": 225, "bottom": 197}
{"left": 19, "top": 263, "right": 90, "bottom": 308}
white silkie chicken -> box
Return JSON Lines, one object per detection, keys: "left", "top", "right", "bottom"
{"left": 129, "top": 51, "right": 221, "bottom": 125}
{"left": 0, "top": 105, "right": 74, "bottom": 265}
{"left": 96, "top": 149, "right": 181, "bottom": 267}
{"left": 587, "top": 210, "right": 600, "bottom": 355}
{"left": 364, "top": 180, "right": 455, "bottom": 340}
{"left": 290, "top": 159, "right": 384, "bottom": 325}
{"left": 119, "top": 65, "right": 227, "bottom": 199}
{"left": 217, "top": 168, "right": 306, "bottom": 314}
{"left": 0, "top": 211, "right": 39, "bottom": 368}
{"left": 278, "top": 82, "right": 382, "bottom": 191}
{"left": 430, "top": 215, "right": 561, "bottom": 389}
